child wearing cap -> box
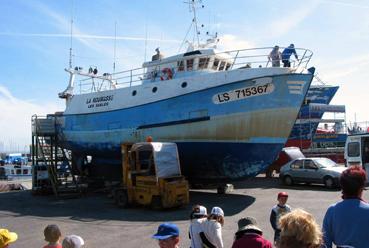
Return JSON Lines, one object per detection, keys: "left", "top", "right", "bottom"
{"left": 43, "top": 224, "right": 62, "bottom": 248}
{"left": 152, "top": 223, "right": 180, "bottom": 248}
{"left": 270, "top": 192, "right": 291, "bottom": 247}
{"left": 189, "top": 205, "right": 208, "bottom": 248}
{"left": 0, "top": 228, "right": 18, "bottom": 248}
{"left": 200, "top": 206, "right": 224, "bottom": 248}
{"left": 62, "top": 235, "right": 85, "bottom": 248}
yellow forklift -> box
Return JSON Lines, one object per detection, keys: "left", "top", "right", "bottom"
{"left": 113, "top": 142, "right": 189, "bottom": 209}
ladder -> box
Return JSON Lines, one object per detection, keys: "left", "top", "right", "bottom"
{"left": 31, "top": 114, "right": 82, "bottom": 198}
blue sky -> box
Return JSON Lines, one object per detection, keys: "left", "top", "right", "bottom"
{"left": 0, "top": 0, "right": 369, "bottom": 152}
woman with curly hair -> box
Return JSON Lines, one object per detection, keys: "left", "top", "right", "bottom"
{"left": 279, "top": 209, "right": 322, "bottom": 248}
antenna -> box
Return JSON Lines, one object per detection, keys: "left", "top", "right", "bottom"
{"left": 191, "top": 0, "right": 200, "bottom": 47}
{"left": 69, "top": 0, "right": 74, "bottom": 69}
{"left": 190, "top": 0, "right": 204, "bottom": 47}
{"left": 181, "top": 0, "right": 204, "bottom": 50}
{"left": 113, "top": 21, "right": 117, "bottom": 73}
{"left": 144, "top": 17, "right": 148, "bottom": 62}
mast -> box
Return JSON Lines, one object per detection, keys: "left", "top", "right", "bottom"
{"left": 179, "top": 0, "right": 204, "bottom": 51}
{"left": 113, "top": 21, "right": 117, "bottom": 73}
{"left": 69, "top": 0, "right": 74, "bottom": 69}
{"left": 190, "top": 0, "right": 201, "bottom": 47}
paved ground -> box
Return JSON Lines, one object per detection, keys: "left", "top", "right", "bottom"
{"left": 1, "top": 177, "right": 367, "bottom": 248}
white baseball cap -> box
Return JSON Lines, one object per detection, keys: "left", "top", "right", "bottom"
{"left": 211, "top": 206, "right": 224, "bottom": 217}
{"left": 193, "top": 205, "right": 207, "bottom": 216}
{"left": 62, "top": 235, "right": 85, "bottom": 248}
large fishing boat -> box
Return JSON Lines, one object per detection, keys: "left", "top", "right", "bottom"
{"left": 286, "top": 85, "right": 339, "bottom": 149}
{"left": 52, "top": 2, "right": 315, "bottom": 184}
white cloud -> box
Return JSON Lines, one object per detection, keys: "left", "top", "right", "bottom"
{"left": 0, "top": 32, "right": 181, "bottom": 43}
{"left": 30, "top": 2, "right": 109, "bottom": 54}
{"left": 321, "top": 0, "right": 369, "bottom": 9}
{"left": 317, "top": 54, "right": 369, "bottom": 81}
{"left": 267, "top": 1, "right": 321, "bottom": 38}
{"left": 0, "top": 85, "right": 63, "bottom": 153}
{"left": 313, "top": 54, "right": 369, "bottom": 123}
{"left": 23, "top": 2, "right": 180, "bottom": 72}
{"left": 218, "top": 34, "right": 255, "bottom": 51}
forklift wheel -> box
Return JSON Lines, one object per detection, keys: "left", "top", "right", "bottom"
{"left": 217, "top": 184, "right": 234, "bottom": 194}
{"left": 116, "top": 189, "right": 129, "bottom": 208}
{"left": 151, "top": 196, "right": 163, "bottom": 210}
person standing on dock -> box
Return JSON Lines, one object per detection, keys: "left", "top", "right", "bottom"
{"left": 189, "top": 205, "right": 208, "bottom": 248}
{"left": 270, "top": 192, "right": 291, "bottom": 247}
{"left": 279, "top": 209, "right": 323, "bottom": 248}
{"left": 0, "top": 229, "right": 18, "bottom": 248}
{"left": 281, "top": 44, "right": 298, "bottom": 67}
{"left": 43, "top": 224, "right": 62, "bottom": 248}
{"left": 322, "top": 166, "right": 369, "bottom": 248}
{"left": 152, "top": 223, "right": 180, "bottom": 248}
{"left": 232, "top": 216, "right": 272, "bottom": 248}
{"left": 62, "top": 235, "right": 85, "bottom": 248}
{"left": 200, "top": 206, "right": 225, "bottom": 248}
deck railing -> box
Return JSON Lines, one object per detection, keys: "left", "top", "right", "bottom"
{"left": 73, "top": 46, "right": 313, "bottom": 94}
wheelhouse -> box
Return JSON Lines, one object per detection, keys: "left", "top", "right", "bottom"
{"left": 142, "top": 48, "right": 233, "bottom": 82}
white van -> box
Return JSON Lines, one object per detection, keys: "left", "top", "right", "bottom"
{"left": 344, "top": 133, "right": 369, "bottom": 169}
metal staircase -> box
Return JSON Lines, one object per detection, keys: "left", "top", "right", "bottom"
{"left": 31, "top": 114, "right": 82, "bottom": 198}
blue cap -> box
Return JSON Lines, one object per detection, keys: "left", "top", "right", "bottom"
{"left": 152, "top": 223, "right": 179, "bottom": 240}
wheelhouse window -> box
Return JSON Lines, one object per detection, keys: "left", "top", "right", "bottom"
{"left": 212, "top": 58, "right": 220, "bottom": 70}
{"left": 186, "top": 59, "right": 194, "bottom": 71}
{"left": 219, "top": 61, "right": 226, "bottom": 71}
{"left": 225, "top": 63, "right": 231, "bottom": 71}
{"left": 198, "top": 57, "right": 210, "bottom": 70}
{"left": 177, "top": 61, "right": 184, "bottom": 71}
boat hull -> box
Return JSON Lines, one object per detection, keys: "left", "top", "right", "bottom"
{"left": 57, "top": 71, "right": 314, "bottom": 182}
{"left": 287, "top": 86, "right": 339, "bottom": 149}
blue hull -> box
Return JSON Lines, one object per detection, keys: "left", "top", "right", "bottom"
{"left": 288, "top": 86, "right": 339, "bottom": 142}
{"left": 57, "top": 71, "right": 314, "bottom": 182}
{"left": 177, "top": 142, "right": 284, "bottom": 183}
{"left": 69, "top": 142, "right": 284, "bottom": 183}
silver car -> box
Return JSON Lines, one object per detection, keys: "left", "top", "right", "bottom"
{"left": 279, "top": 157, "right": 347, "bottom": 188}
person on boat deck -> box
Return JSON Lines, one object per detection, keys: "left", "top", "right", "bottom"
{"left": 152, "top": 47, "right": 164, "bottom": 61}
{"left": 268, "top": 45, "right": 282, "bottom": 67}
{"left": 281, "top": 44, "right": 298, "bottom": 67}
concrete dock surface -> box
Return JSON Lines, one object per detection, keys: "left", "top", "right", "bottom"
{"left": 1, "top": 177, "right": 367, "bottom": 248}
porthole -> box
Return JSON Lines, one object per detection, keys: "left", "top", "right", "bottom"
{"left": 132, "top": 90, "right": 137, "bottom": 96}
{"left": 181, "top": 82, "right": 187, "bottom": 88}
{"left": 152, "top": 87, "right": 158, "bottom": 93}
